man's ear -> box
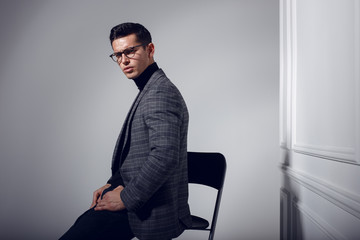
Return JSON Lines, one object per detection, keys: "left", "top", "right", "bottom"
{"left": 148, "top": 43, "right": 155, "bottom": 58}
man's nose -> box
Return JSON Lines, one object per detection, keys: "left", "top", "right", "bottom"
{"left": 119, "top": 54, "right": 130, "bottom": 64}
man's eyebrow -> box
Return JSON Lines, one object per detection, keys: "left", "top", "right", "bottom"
{"left": 116, "top": 46, "right": 135, "bottom": 53}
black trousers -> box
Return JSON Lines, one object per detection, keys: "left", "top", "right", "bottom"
{"left": 59, "top": 208, "right": 134, "bottom": 240}
{"left": 59, "top": 187, "right": 134, "bottom": 240}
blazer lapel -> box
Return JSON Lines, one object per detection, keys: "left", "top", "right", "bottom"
{"left": 110, "top": 93, "right": 140, "bottom": 173}
{"left": 111, "top": 69, "right": 164, "bottom": 171}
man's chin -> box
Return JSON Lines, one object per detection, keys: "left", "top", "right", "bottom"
{"left": 124, "top": 72, "right": 138, "bottom": 80}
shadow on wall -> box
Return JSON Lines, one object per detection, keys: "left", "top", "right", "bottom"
{"left": 280, "top": 150, "right": 303, "bottom": 240}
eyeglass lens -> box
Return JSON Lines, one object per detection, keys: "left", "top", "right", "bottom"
{"left": 111, "top": 44, "right": 145, "bottom": 62}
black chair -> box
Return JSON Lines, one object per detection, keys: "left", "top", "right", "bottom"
{"left": 186, "top": 152, "right": 227, "bottom": 240}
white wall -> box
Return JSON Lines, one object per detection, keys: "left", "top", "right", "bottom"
{"left": 0, "top": 1, "right": 279, "bottom": 239}
{"left": 280, "top": 0, "right": 360, "bottom": 239}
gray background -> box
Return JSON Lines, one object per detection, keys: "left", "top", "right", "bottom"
{"left": 0, "top": 0, "right": 279, "bottom": 239}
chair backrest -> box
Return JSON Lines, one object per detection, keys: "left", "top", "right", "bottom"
{"left": 187, "top": 152, "right": 227, "bottom": 240}
{"left": 187, "top": 152, "right": 226, "bottom": 190}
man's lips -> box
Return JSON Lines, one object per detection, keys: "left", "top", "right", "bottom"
{"left": 123, "top": 67, "right": 133, "bottom": 73}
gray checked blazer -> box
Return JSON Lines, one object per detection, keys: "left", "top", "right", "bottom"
{"left": 110, "top": 69, "right": 192, "bottom": 240}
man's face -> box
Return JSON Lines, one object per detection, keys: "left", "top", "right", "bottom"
{"left": 111, "top": 33, "right": 154, "bottom": 79}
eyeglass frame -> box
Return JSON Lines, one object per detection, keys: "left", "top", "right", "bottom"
{"left": 109, "top": 43, "right": 149, "bottom": 62}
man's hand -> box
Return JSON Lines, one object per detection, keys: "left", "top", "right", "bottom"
{"left": 90, "top": 184, "right": 111, "bottom": 209}
{"left": 94, "top": 185, "right": 126, "bottom": 212}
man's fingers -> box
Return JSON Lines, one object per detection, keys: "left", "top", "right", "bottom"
{"left": 90, "top": 198, "right": 97, "bottom": 208}
{"left": 94, "top": 200, "right": 107, "bottom": 211}
{"left": 90, "top": 191, "right": 101, "bottom": 208}
{"left": 90, "top": 184, "right": 112, "bottom": 209}
{"left": 114, "top": 185, "right": 124, "bottom": 191}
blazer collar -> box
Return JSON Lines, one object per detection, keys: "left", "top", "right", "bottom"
{"left": 132, "top": 68, "right": 165, "bottom": 108}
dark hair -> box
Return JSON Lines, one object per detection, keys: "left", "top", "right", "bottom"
{"left": 109, "top": 22, "right": 152, "bottom": 45}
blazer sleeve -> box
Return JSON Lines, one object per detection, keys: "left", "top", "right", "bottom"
{"left": 120, "top": 83, "right": 185, "bottom": 212}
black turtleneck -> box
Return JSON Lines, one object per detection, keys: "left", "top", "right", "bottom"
{"left": 133, "top": 62, "right": 159, "bottom": 91}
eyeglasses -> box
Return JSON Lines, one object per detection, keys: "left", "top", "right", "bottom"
{"left": 109, "top": 43, "right": 148, "bottom": 62}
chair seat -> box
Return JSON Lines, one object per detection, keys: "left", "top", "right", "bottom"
{"left": 189, "top": 215, "right": 210, "bottom": 230}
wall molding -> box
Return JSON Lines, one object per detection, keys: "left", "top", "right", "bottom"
{"left": 279, "top": 0, "right": 294, "bottom": 150}
{"left": 355, "top": 0, "right": 360, "bottom": 164}
{"left": 292, "top": 199, "right": 346, "bottom": 240}
{"left": 279, "top": 0, "right": 285, "bottom": 147}
{"left": 293, "top": 143, "right": 357, "bottom": 165}
{"left": 287, "top": 0, "right": 360, "bottom": 165}
{"left": 282, "top": 165, "right": 360, "bottom": 220}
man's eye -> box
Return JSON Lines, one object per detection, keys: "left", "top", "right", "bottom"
{"left": 124, "top": 49, "right": 135, "bottom": 55}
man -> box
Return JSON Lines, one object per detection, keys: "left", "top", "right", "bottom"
{"left": 60, "top": 22, "right": 192, "bottom": 240}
